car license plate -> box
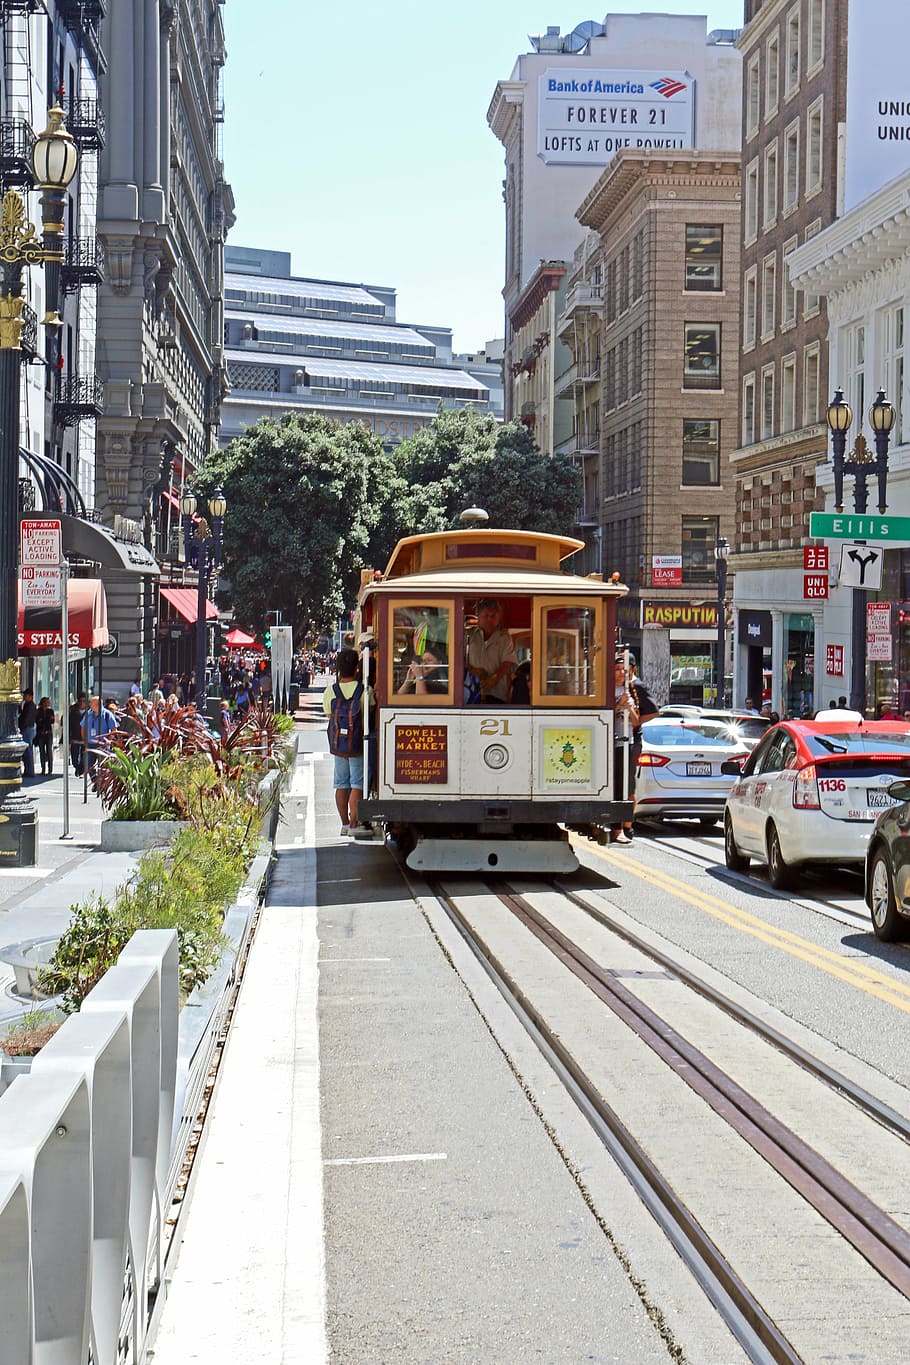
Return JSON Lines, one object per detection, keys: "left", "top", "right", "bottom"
{"left": 867, "top": 789, "right": 896, "bottom": 808}
{"left": 687, "top": 762, "right": 712, "bottom": 776}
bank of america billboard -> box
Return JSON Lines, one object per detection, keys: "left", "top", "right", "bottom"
{"left": 845, "top": 0, "right": 910, "bottom": 211}
{"left": 538, "top": 68, "right": 695, "bottom": 166}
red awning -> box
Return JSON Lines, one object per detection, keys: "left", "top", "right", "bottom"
{"left": 162, "top": 488, "right": 181, "bottom": 511}
{"left": 18, "top": 577, "right": 109, "bottom": 653}
{"left": 225, "top": 628, "right": 259, "bottom": 648}
{"left": 160, "top": 586, "right": 218, "bottom": 625}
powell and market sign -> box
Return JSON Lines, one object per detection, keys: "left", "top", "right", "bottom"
{"left": 538, "top": 68, "right": 695, "bottom": 166}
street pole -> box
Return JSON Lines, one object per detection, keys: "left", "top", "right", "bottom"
{"left": 182, "top": 489, "right": 226, "bottom": 716}
{"left": 0, "top": 112, "right": 79, "bottom": 863}
{"left": 715, "top": 537, "right": 729, "bottom": 708}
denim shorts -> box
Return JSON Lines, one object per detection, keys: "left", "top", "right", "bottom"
{"left": 333, "top": 753, "right": 364, "bottom": 790}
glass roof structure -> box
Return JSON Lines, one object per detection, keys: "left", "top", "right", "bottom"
{"left": 225, "top": 350, "right": 488, "bottom": 393}
{"left": 224, "top": 310, "right": 434, "bottom": 350}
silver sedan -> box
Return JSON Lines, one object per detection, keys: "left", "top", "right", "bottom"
{"left": 633, "top": 718, "right": 753, "bottom": 828}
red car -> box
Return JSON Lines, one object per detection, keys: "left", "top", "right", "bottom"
{"left": 723, "top": 718, "right": 910, "bottom": 889}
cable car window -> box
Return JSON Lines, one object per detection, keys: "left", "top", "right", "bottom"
{"left": 390, "top": 603, "right": 452, "bottom": 700}
{"left": 540, "top": 606, "right": 597, "bottom": 697}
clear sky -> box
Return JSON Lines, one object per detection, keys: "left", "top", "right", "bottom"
{"left": 222, "top": 1, "right": 746, "bottom": 352}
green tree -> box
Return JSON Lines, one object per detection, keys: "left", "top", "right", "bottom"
{"left": 195, "top": 412, "right": 395, "bottom": 634}
{"left": 395, "top": 408, "right": 580, "bottom": 535}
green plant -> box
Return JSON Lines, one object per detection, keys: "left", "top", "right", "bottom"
{"left": 98, "top": 745, "right": 180, "bottom": 821}
{"left": 3, "top": 1007, "right": 62, "bottom": 1056}
{"left": 38, "top": 894, "right": 132, "bottom": 1013}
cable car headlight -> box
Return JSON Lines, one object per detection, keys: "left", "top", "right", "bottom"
{"left": 483, "top": 743, "right": 510, "bottom": 771}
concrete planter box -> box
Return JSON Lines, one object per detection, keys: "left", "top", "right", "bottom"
{"left": 100, "top": 819, "right": 182, "bottom": 852}
{"left": 0, "top": 1051, "right": 33, "bottom": 1092}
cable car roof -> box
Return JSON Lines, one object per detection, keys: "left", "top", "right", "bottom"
{"left": 378, "top": 528, "right": 589, "bottom": 580}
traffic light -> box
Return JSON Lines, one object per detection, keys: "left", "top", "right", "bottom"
{"left": 264, "top": 628, "right": 271, "bottom": 649}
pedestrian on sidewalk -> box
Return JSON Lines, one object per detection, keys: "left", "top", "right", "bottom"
{"left": 69, "top": 692, "right": 87, "bottom": 775}
{"left": 18, "top": 689, "right": 37, "bottom": 779}
{"left": 34, "top": 697, "right": 55, "bottom": 775}
{"left": 323, "top": 646, "right": 372, "bottom": 834}
{"left": 82, "top": 695, "right": 117, "bottom": 785}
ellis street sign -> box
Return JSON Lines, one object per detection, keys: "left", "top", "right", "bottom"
{"left": 809, "top": 512, "right": 910, "bottom": 542}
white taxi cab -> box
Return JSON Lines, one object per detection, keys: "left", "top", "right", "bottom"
{"left": 723, "top": 717, "right": 910, "bottom": 889}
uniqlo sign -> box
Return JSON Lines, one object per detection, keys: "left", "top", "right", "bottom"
{"left": 826, "top": 644, "right": 844, "bottom": 677}
{"left": 804, "top": 574, "right": 828, "bottom": 599}
{"left": 804, "top": 545, "right": 828, "bottom": 571}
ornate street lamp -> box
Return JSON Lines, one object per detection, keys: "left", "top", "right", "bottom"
{"left": 182, "top": 487, "right": 226, "bottom": 712}
{"left": 715, "top": 536, "right": 730, "bottom": 708}
{"left": 825, "top": 389, "right": 895, "bottom": 713}
{"left": 0, "top": 107, "right": 78, "bottom": 865}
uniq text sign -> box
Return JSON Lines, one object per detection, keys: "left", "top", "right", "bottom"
{"left": 845, "top": 0, "right": 910, "bottom": 212}
{"left": 538, "top": 68, "right": 694, "bottom": 165}
{"left": 20, "top": 518, "right": 62, "bottom": 566}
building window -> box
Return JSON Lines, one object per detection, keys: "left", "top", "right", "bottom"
{"left": 744, "top": 159, "right": 759, "bottom": 242}
{"left": 785, "top": 4, "right": 800, "bottom": 96}
{"left": 782, "top": 236, "right": 798, "bottom": 327}
{"left": 682, "top": 516, "right": 719, "bottom": 582}
{"left": 781, "top": 353, "right": 797, "bottom": 432}
{"left": 761, "top": 365, "right": 775, "bottom": 440}
{"left": 845, "top": 321, "right": 865, "bottom": 424}
{"left": 765, "top": 30, "right": 780, "bottom": 117}
{"left": 803, "top": 218, "right": 821, "bottom": 315}
{"left": 761, "top": 254, "right": 777, "bottom": 339}
{"left": 743, "top": 267, "right": 758, "bottom": 349}
{"left": 784, "top": 120, "right": 800, "bottom": 211}
{"left": 803, "top": 344, "right": 820, "bottom": 425}
{"left": 764, "top": 140, "right": 779, "bottom": 227}
{"left": 685, "top": 225, "right": 723, "bottom": 291}
{"left": 806, "top": 97, "right": 823, "bottom": 194}
{"left": 881, "top": 302, "right": 905, "bottom": 446}
{"left": 746, "top": 52, "right": 761, "bottom": 137}
{"left": 807, "top": 0, "right": 824, "bottom": 71}
{"left": 683, "top": 322, "right": 721, "bottom": 389}
{"left": 743, "top": 374, "right": 756, "bottom": 445}
{"left": 682, "top": 419, "right": 720, "bottom": 484}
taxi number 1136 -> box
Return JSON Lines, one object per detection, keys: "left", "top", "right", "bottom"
{"left": 818, "top": 778, "right": 846, "bottom": 792}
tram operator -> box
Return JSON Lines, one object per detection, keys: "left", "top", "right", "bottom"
{"left": 466, "top": 598, "right": 517, "bottom": 703}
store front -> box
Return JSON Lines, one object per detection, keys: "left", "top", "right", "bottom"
{"left": 782, "top": 612, "right": 816, "bottom": 719}
{"left": 738, "top": 609, "right": 772, "bottom": 707}
{"left": 865, "top": 550, "right": 910, "bottom": 718}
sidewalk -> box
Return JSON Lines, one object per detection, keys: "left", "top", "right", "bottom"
{"left": 0, "top": 760, "right": 138, "bottom": 1021}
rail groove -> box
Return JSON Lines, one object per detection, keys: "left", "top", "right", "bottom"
{"left": 431, "top": 879, "right": 803, "bottom": 1365}
{"left": 557, "top": 880, "right": 910, "bottom": 1145}
{"left": 501, "top": 884, "right": 910, "bottom": 1301}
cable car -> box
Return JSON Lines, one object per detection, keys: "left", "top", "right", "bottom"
{"left": 356, "top": 526, "right": 631, "bottom": 873}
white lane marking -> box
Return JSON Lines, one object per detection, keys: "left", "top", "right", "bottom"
{"left": 320, "top": 957, "right": 392, "bottom": 963}
{"left": 634, "top": 833, "right": 871, "bottom": 929}
{"left": 319, "top": 878, "right": 362, "bottom": 884}
{"left": 324, "top": 1153, "right": 447, "bottom": 1167}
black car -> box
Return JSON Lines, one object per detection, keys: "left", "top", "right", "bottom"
{"left": 865, "top": 778, "right": 910, "bottom": 940}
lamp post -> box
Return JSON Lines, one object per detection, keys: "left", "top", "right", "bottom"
{"left": 714, "top": 536, "right": 730, "bottom": 707}
{"left": 0, "top": 107, "right": 78, "bottom": 866}
{"left": 181, "top": 487, "right": 226, "bottom": 712}
{"left": 826, "top": 387, "right": 895, "bottom": 714}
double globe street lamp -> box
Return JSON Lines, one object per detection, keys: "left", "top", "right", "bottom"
{"left": 0, "top": 107, "right": 79, "bottom": 865}
{"left": 825, "top": 387, "right": 896, "bottom": 714}
{"left": 180, "top": 488, "right": 227, "bottom": 713}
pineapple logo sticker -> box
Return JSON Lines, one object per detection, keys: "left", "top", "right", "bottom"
{"left": 543, "top": 728, "right": 593, "bottom": 785}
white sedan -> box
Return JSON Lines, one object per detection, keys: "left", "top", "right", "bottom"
{"left": 723, "top": 718, "right": 910, "bottom": 889}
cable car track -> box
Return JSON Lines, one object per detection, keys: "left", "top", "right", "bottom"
{"left": 430, "top": 875, "right": 910, "bottom": 1362}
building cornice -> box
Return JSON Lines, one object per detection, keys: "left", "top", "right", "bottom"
{"left": 729, "top": 422, "right": 827, "bottom": 468}
{"left": 508, "top": 262, "right": 566, "bottom": 331}
{"left": 577, "top": 151, "right": 742, "bottom": 234}
{"left": 487, "top": 82, "right": 524, "bottom": 144}
{"left": 736, "top": 0, "right": 789, "bottom": 53}
{"left": 787, "top": 172, "right": 910, "bottom": 296}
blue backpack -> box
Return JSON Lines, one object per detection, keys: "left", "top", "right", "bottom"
{"left": 328, "top": 681, "right": 364, "bottom": 756}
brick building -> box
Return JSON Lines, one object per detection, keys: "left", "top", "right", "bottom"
{"left": 730, "top": 0, "right": 848, "bottom": 714}
{"left": 569, "top": 151, "right": 742, "bottom": 699}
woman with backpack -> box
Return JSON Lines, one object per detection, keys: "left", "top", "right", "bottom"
{"left": 322, "top": 646, "right": 372, "bottom": 835}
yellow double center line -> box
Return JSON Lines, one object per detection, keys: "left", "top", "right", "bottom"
{"left": 579, "top": 840, "right": 910, "bottom": 1015}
